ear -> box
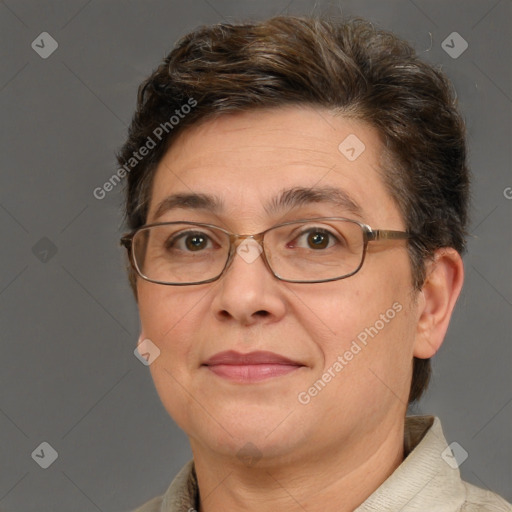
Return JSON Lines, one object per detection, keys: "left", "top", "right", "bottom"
{"left": 413, "top": 248, "right": 464, "bottom": 359}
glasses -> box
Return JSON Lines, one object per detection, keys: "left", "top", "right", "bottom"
{"left": 120, "top": 218, "right": 411, "bottom": 286}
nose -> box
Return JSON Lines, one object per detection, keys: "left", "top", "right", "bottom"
{"left": 210, "top": 238, "right": 287, "bottom": 326}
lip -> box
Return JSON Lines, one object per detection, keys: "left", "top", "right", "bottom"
{"left": 202, "top": 350, "right": 305, "bottom": 382}
{"left": 203, "top": 350, "right": 302, "bottom": 366}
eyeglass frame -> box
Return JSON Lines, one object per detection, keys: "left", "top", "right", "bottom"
{"left": 120, "top": 217, "right": 412, "bottom": 286}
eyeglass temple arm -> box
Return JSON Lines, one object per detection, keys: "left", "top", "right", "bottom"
{"left": 368, "top": 229, "right": 411, "bottom": 241}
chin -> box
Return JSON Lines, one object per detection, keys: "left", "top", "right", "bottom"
{"left": 200, "top": 429, "right": 304, "bottom": 467}
{"left": 186, "top": 406, "right": 306, "bottom": 460}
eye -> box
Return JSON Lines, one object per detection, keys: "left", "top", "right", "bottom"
{"left": 166, "top": 231, "right": 214, "bottom": 252}
{"left": 291, "top": 228, "right": 340, "bottom": 250}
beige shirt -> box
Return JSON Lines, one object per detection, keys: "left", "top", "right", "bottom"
{"left": 133, "top": 416, "right": 511, "bottom": 512}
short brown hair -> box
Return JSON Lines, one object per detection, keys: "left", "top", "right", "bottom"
{"left": 118, "top": 15, "right": 470, "bottom": 403}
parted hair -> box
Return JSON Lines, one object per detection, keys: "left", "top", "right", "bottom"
{"left": 118, "top": 15, "right": 470, "bottom": 403}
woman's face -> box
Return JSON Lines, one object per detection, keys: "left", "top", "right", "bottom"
{"left": 136, "top": 106, "right": 420, "bottom": 465}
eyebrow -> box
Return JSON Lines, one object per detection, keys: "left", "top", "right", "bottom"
{"left": 152, "top": 186, "right": 364, "bottom": 221}
{"left": 153, "top": 193, "right": 223, "bottom": 220}
{"left": 265, "top": 186, "right": 364, "bottom": 219}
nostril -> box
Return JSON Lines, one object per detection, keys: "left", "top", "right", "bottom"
{"left": 216, "top": 309, "right": 269, "bottom": 321}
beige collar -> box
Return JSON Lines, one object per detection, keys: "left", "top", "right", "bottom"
{"left": 156, "top": 415, "right": 504, "bottom": 511}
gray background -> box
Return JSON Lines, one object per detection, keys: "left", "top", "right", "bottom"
{"left": 0, "top": 0, "right": 510, "bottom": 510}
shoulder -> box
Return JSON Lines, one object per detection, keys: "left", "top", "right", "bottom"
{"left": 460, "top": 481, "right": 511, "bottom": 512}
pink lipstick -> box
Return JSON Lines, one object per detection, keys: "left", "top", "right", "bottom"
{"left": 202, "top": 350, "right": 304, "bottom": 382}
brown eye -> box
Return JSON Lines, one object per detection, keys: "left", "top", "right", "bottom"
{"left": 166, "top": 231, "right": 213, "bottom": 252}
{"left": 185, "top": 234, "right": 208, "bottom": 251}
{"left": 290, "top": 228, "right": 338, "bottom": 250}
{"left": 307, "top": 231, "right": 330, "bottom": 249}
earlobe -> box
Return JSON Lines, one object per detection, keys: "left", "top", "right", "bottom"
{"left": 413, "top": 248, "right": 465, "bottom": 359}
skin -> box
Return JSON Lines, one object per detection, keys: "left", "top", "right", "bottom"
{"left": 136, "top": 105, "right": 464, "bottom": 512}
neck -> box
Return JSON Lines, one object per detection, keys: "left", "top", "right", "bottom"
{"left": 192, "top": 416, "right": 405, "bottom": 512}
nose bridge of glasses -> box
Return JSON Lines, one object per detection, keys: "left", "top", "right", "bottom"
{"left": 229, "top": 232, "right": 265, "bottom": 249}
{"left": 225, "top": 232, "right": 268, "bottom": 271}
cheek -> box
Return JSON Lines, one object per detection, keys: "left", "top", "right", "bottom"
{"left": 137, "top": 284, "right": 210, "bottom": 430}
{"left": 303, "top": 303, "right": 415, "bottom": 433}
{"left": 298, "top": 268, "right": 408, "bottom": 347}
{"left": 138, "top": 282, "right": 206, "bottom": 339}
{"left": 300, "top": 267, "right": 415, "bottom": 402}
{"left": 137, "top": 283, "right": 211, "bottom": 379}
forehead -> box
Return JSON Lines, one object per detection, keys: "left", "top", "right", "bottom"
{"left": 147, "top": 106, "right": 402, "bottom": 228}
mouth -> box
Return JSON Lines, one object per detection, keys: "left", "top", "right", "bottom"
{"left": 202, "top": 350, "right": 305, "bottom": 383}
